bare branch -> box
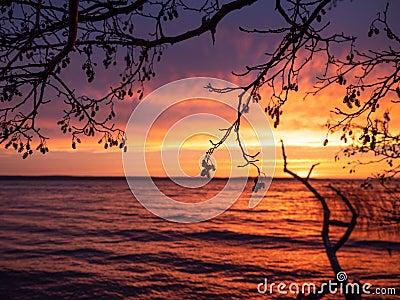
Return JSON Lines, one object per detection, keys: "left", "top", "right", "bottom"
{"left": 281, "top": 140, "right": 361, "bottom": 299}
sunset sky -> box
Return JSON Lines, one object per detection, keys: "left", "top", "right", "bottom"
{"left": 1, "top": 0, "right": 399, "bottom": 178}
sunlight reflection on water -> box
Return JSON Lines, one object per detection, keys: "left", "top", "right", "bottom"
{"left": 0, "top": 178, "right": 398, "bottom": 299}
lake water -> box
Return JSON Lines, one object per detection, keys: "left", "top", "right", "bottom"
{"left": 0, "top": 178, "right": 398, "bottom": 299}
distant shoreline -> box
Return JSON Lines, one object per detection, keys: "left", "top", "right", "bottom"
{"left": 0, "top": 175, "right": 367, "bottom": 181}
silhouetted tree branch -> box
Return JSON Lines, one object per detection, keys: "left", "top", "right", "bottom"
{"left": 281, "top": 140, "right": 360, "bottom": 300}
{"left": 333, "top": 111, "right": 400, "bottom": 225}
{"left": 205, "top": 0, "right": 350, "bottom": 186}
{"left": 0, "top": 0, "right": 257, "bottom": 157}
{"left": 204, "top": 1, "right": 400, "bottom": 206}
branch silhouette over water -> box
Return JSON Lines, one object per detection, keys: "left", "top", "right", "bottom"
{"left": 281, "top": 140, "right": 361, "bottom": 300}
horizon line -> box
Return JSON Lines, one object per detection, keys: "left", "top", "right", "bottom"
{"left": 0, "top": 175, "right": 367, "bottom": 180}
